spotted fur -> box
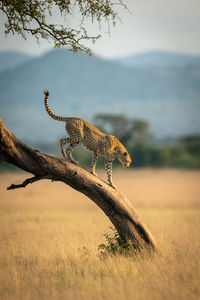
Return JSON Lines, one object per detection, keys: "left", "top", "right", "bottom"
{"left": 43, "top": 90, "right": 131, "bottom": 188}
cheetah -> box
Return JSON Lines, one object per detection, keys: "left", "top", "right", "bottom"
{"left": 43, "top": 90, "right": 131, "bottom": 188}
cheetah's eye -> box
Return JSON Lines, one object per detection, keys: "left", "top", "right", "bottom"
{"left": 123, "top": 152, "right": 127, "bottom": 156}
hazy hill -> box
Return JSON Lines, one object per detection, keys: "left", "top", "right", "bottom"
{"left": 0, "top": 49, "right": 199, "bottom": 143}
{"left": 115, "top": 51, "right": 200, "bottom": 68}
{"left": 0, "top": 51, "right": 33, "bottom": 72}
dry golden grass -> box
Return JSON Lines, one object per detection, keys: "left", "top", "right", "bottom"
{"left": 0, "top": 169, "right": 200, "bottom": 300}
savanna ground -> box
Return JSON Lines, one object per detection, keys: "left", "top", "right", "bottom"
{"left": 0, "top": 169, "right": 200, "bottom": 300}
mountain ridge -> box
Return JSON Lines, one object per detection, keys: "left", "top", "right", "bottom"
{"left": 113, "top": 50, "right": 200, "bottom": 68}
{"left": 0, "top": 50, "right": 33, "bottom": 73}
{"left": 0, "top": 49, "right": 199, "bottom": 141}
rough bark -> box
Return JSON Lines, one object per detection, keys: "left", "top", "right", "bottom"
{"left": 0, "top": 118, "right": 157, "bottom": 253}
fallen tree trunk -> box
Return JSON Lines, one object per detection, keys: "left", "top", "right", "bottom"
{"left": 0, "top": 118, "right": 157, "bottom": 253}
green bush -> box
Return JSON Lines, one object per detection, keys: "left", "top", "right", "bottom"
{"left": 98, "top": 227, "right": 137, "bottom": 257}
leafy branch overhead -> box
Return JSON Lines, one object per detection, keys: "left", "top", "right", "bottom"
{"left": 0, "top": 0, "right": 127, "bottom": 54}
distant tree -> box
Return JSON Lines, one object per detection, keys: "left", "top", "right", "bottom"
{"left": 170, "top": 137, "right": 200, "bottom": 168}
{"left": 149, "top": 147, "right": 171, "bottom": 167}
{"left": 95, "top": 114, "right": 132, "bottom": 145}
{"left": 132, "top": 144, "right": 150, "bottom": 167}
{"left": 0, "top": 0, "right": 127, "bottom": 54}
{"left": 178, "top": 136, "right": 200, "bottom": 157}
{"left": 94, "top": 114, "right": 152, "bottom": 147}
{"left": 131, "top": 119, "right": 151, "bottom": 146}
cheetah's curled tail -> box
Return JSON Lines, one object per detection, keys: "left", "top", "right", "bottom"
{"left": 43, "top": 89, "right": 49, "bottom": 96}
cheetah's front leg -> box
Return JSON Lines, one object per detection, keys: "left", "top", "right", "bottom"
{"left": 105, "top": 159, "right": 116, "bottom": 188}
{"left": 91, "top": 152, "right": 99, "bottom": 176}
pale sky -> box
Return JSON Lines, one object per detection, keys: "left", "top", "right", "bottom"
{"left": 0, "top": 0, "right": 200, "bottom": 58}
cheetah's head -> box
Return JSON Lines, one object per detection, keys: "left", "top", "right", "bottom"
{"left": 115, "top": 147, "right": 132, "bottom": 168}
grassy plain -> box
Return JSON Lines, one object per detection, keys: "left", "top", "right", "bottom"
{"left": 0, "top": 169, "right": 200, "bottom": 300}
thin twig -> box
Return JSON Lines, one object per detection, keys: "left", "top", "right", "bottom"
{"left": 7, "top": 176, "right": 42, "bottom": 190}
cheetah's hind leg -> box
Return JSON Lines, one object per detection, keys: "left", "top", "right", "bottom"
{"left": 60, "top": 137, "right": 70, "bottom": 158}
{"left": 66, "top": 142, "right": 79, "bottom": 165}
{"left": 60, "top": 138, "right": 79, "bottom": 165}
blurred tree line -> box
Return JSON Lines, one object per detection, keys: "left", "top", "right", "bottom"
{"left": 92, "top": 114, "right": 200, "bottom": 169}
{"left": 1, "top": 114, "right": 200, "bottom": 172}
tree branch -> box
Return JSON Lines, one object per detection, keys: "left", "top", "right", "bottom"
{"left": 0, "top": 0, "right": 127, "bottom": 54}
{"left": 7, "top": 176, "right": 43, "bottom": 190}
{"left": 0, "top": 117, "right": 158, "bottom": 254}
